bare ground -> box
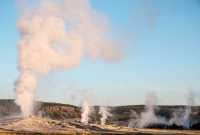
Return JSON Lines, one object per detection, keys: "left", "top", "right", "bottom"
{"left": 0, "top": 116, "right": 200, "bottom": 135}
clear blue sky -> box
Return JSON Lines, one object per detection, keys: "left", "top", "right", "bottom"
{"left": 0, "top": 0, "right": 200, "bottom": 106}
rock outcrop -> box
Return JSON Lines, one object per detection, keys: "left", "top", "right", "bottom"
{"left": 1, "top": 99, "right": 200, "bottom": 130}
{"left": 35, "top": 103, "right": 81, "bottom": 120}
{"left": 0, "top": 99, "right": 81, "bottom": 120}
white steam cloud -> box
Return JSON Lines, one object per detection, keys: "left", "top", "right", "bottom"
{"left": 169, "top": 89, "right": 197, "bottom": 129}
{"left": 129, "top": 90, "right": 198, "bottom": 129}
{"left": 14, "top": 0, "right": 122, "bottom": 117}
{"left": 81, "top": 100, "right": 93, "bottom": 124}
{"left": 128, "top": 92, "right": 167, "bottom": 128}
{"left": 99, "top": 106, "right": 112, "bottom": 125}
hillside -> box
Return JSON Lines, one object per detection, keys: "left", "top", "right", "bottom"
{"left": 0, "top": 99, "right": 200, "bottom": 128}
{"left": 0, "top": 99, "right": 81, "bottom": 120}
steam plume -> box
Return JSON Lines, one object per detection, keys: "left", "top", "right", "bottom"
{"left": 99, "top": 106, "right": 112, "bottom": 125}
{"left": 81, "top": 100, "right": 93, "bottom": 124}
{"left": 14, "top": 0, "right": 122, "bottom": 117}
{"left": 128, "top": 110, "right": 139, "bottom": 127}
{"left": 128, "top": 92, "right": 167, "bottom": 128}
{"left": 169, "top": 89, "right": 197, "bottom": 129}
{"left": 183, "top": 90, "right": 195, "bottom": 128}
{"left": 138, "top": 92, "right": 166, "bottom": 127}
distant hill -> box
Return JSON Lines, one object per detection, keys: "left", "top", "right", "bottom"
{"left": 0, "top": 99, "right": 200, "bottom": 127}
{"left": 91, "top": 105, "right": 200, "bottom": 126}
{"left": 0, "top": 99, "right": 81, "bottom": 120}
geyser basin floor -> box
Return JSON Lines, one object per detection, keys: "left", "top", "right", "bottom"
{"left": 0, "top": 117, "right": 199, "bottom": 135}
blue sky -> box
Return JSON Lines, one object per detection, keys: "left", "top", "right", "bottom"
{"left": 0, "top": 0, "right": 200, "bottom": 106}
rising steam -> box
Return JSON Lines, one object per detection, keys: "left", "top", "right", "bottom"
{"left": 14, "top": 0, "right": 122, "bottom": 117}
{"left": 169, "top": 90, "right": 197, "bottom": 129}
{"left": 139, "top": 92, "right": 167, "bottom": 127}
{"left": 128, "top": 92, "right": 167, "bottom": 128}
{"left": 81, "top": 100, "right": 93, "bottom": 124}
{"left": 99, "top": 106, "right": 112, "bottom": 125}
{"left": 129, "top": 90, "right": 198, "bottom": 129}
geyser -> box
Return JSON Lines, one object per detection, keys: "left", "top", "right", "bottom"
{"left": 128, "top": 92, "right": 167, "bottom": 128}
{"left": 14, "top": 0, "right": 122, "bottom": 117}
{"left": 99, "top": 106, "right": 112, "bottom": 125}
{"left": 169, "top": 90, "right": 197, "bottom": 129}
{"left": 128, "top": 90, "right": 198, "bottom": 129}
{"left": 81, "top": 100, "right": 93, "bottom": 124}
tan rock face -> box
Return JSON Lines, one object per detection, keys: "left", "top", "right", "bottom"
{"left": 35, "top": 105, "right": 81, "bottom": 120}
{"left": 0, "top": 100, "right": 82, "bottom": 120}
{"left": 1, "top": 99, "right": 200, "bottom": 128}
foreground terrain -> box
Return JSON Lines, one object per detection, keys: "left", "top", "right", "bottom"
{"left": 0, "top": 99, "right": 200, "bottom": 134}
{"left": 0, "top": 116, "right": 200, "bottom": 135}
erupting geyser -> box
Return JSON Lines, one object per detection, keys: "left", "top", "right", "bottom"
{"left": 99, "top": 106, "right": 112, "bottom": 125}
{"left": 128, "top": 90, "right": 198, "bottom": 129}
{"left": 81, "top": 100, "right": 93, "bottom": 124}
{"left": 169, "top": 90, "right": 197, "bottom": 129}
{"left": 14, "top": 0, "right": 122, "bottom": 117}
{"left": 128, "top": 92, "right": 167, "bottom": 128}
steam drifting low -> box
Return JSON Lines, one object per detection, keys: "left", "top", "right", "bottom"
{"left": 128, "top": 91, "right": 197, "bottom": 129}
{"left": 128, "top": 92, "right": 167, "bottom": 128}
{"left": 14, "top": 0, "right": 122, "bottom": 117}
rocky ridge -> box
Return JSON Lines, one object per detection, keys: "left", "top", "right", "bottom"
{"left": 1, "top": 99, "right": 200, "bottom": 129}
